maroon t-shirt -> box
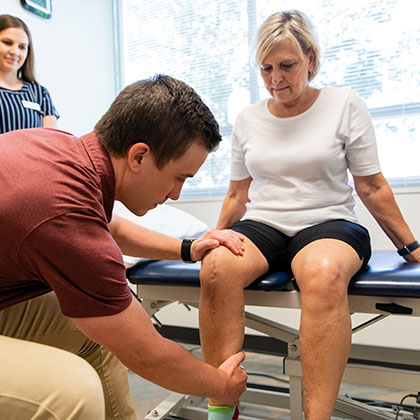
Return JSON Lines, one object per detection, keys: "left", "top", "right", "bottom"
{"left": 0, "top": 128, "right": 132, "bottom": 317}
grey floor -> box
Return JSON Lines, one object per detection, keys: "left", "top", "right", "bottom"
{"left": 127, "top": 345, "right": 418, "bottom": 419}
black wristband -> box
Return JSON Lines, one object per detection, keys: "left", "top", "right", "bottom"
{"left": 397, "top": 240, "right": 420, "bottom": 256}
{"left": 181, "top": 239, "right": 196, "bottom": 263}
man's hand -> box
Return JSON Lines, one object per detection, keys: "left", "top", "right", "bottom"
{"left": 216, "top": 352, "right": 248, "bottom": 406}
{"left": 190, "top": 229, "right": 245, "bottom": 261}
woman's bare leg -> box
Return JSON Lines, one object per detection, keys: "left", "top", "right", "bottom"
{"left": 291, "top": 239, "right": 363, "bottom": 420}
{"left": 199, "top": 238, "right": 268, "bottom": 406}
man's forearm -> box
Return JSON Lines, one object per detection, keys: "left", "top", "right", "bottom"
{"left": 73, "top": 299, "right": 245, "bottom": 405}
{"left": 125, "top": 334, "right": 227, "bottom": 400}
{"left": 109, "top": 215, "right": 182, "bottom": 259}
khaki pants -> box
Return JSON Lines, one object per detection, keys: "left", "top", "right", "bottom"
{"left": 0, "top": 292, "right": 136, "bottom": 420}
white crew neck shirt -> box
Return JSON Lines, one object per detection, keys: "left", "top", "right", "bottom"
{"left": 231, "top": 87, "right": 381, "bottom": 236}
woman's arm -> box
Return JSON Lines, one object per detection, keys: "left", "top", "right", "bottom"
{"left": 353, "top": 172, "right": 420, "bottom": 263}
{"left": 216, "top": 177, "right": 252, "bottom": 230}
{"left": 42, "top": 115, "right": 57, "bottom": 129}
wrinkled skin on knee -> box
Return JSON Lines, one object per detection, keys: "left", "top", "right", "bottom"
{"left": 200, "top": 244, "right": 264, "bottom": 294}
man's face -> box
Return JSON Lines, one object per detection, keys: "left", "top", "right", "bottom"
{"left": 118, "top": 140, "right": 209, "bottom": 216}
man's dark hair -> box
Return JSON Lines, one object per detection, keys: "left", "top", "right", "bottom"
{"left": 95, "top": 74, "right": 222, "bottom": 169}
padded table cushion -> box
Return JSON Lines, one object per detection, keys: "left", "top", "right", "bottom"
{"left": 127, "top": 251, "right": 420, "bottom": 298}
{"left": 127, "top": 260, "right": 292, "bottom": 291}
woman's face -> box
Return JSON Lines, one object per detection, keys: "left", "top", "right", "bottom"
{"left": 260, "top": 37, "right": 314, "bottom": 110}
{"left": 0, "top": 27, "right": 29, "bottom": 75}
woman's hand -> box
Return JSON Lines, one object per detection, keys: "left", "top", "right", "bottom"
{"left": 190, "top": 229, "right": 245, "bottom": 261}
{"left": 402, "top": 247, "right": 420, "bottom": 264}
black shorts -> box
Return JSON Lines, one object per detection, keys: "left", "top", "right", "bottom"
{"left": 230, "top": 219, "right": 371, "bottom": 273}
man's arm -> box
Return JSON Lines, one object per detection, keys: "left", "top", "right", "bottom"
{"left": 71, "top": 299, "right": 247, "bottom": 405}
{"left": 109, "top": 214, "right": 244, "bottom": 261}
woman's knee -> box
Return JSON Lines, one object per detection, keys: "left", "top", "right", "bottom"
{"left": 201, "top": 246, "right": 235, "bottom": 277}
{"left": 296, "top": 258, "right": 347, "bottom": 302}
{"left": 200, "top": 246, "right": 247, "bottom": 293}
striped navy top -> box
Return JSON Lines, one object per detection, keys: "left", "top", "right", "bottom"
{"left": 0, "top": 82, "right": 59, "bottom": 134}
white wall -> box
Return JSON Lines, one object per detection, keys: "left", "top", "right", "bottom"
{"left": 3, "top": 0, "right": 116, "bottom": 135}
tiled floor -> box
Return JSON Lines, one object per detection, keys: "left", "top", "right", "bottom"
{"left": 128, "top": 345, "right": 419, "bottom": 419}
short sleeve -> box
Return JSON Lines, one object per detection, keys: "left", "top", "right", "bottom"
{"left": 230, "top": 111, "right": 251, "bottom": 181}
{"left": 40, "top": 85, "right": 60, "bottom": 119}
{"left": 341, "top": 90, "right": 381, "bottom": 176}
{"left": 19, "top": 212, "right": 132, "bottom": 318}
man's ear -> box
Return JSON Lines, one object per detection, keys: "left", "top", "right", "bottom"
{"left": 127, "top": 143, "right": 150, "bottom": 172}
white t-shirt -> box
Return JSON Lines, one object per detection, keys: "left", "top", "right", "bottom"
{"left": 231, "top": 87, "right": 381, "bottom": 236}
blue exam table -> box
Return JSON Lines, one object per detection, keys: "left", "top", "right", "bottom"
{"left": 127, "top": 251, "right": 420, "bottom": 420}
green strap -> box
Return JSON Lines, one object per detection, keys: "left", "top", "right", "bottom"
{"left": 208, "top": 404, "right": 235, "bottom": 414}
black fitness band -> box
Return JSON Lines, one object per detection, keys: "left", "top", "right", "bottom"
{"left": 181, "top": 239, "right": 196, "bottom": 263}
{"left": 397, "top": 240, "right": 420, "bottom": 256}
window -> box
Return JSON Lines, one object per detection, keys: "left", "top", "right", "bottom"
{"left": 115, "top": 0, "right": 420, "bottom": 196}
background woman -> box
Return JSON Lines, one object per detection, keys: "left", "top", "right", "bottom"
{"left": 199, "top": 10, "right": 420, "bottom": 420}
{"left": 0, "top": 14, "right": 58, "bottom": 134}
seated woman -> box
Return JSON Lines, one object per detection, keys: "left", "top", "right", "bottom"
{"left": 199, "top": 10, "right": 420, "bottom": 420}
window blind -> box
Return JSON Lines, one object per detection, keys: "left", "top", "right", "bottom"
{"left": 114, "top": 0, "right": 420, "bottom": 196}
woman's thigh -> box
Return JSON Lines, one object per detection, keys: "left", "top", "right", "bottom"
{"left": 229, "top": 219, "right": 290, "bottom": 273}
{"left": 288, "top": 219, "right": 371, "bottom": 270}
{"left": 291, "top": 238, "right": 363, "bottom": 298}
{"left": 289, "top": 220, "right": 371, "bottom": 290}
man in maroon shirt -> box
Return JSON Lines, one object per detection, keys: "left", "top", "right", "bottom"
{"left": 0, "top": 75, "right": 246, "bottom": 419}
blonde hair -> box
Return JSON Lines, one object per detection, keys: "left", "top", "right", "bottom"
{"left": 255, "top": 10, "right": 320, "bottom": 82}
